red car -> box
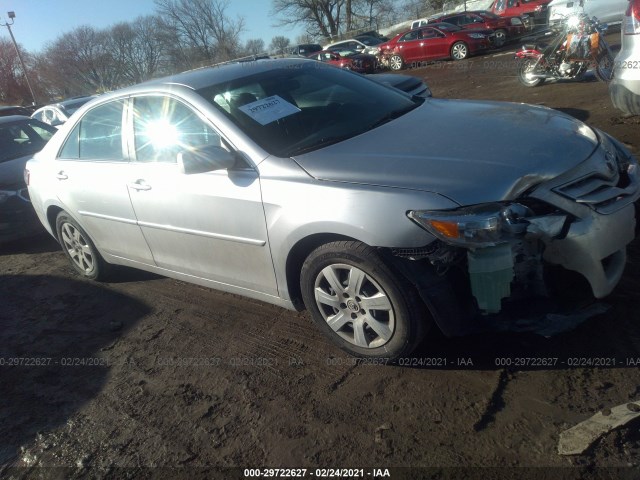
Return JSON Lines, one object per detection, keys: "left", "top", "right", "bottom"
{"left": 432, "top": 11, "right": 526, "bottom": 47}
{"left": 308, "top": 50, "right": 376, "bottom": 74}
{"left": 378, "top": 23, "right": 492, "bottom": 70}
{"left": 489, "top": 0, "right": 551, "bottom": 26}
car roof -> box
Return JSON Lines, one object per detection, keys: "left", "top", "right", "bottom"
{"left": 118, "top": 58, "right": 315, "bottom": 94}
{"left": 0, "top": 115, "right": 32, "bottom": 124}
{"left": 328, "top": 38, "right": 364, "bottom": 46}
{"left": 57, "top": 96, "right": 94, "bottom": 106}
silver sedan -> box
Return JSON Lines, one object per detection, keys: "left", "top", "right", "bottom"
{"left": 26, "top": 59, "right": 639, "bottom": 359}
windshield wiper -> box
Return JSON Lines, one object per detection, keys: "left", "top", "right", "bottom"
{"left": 366, "top": 102, "right": 421, "bottom": 130}
{"left": 286, "top": 133, "right": 357, "bottom": 157}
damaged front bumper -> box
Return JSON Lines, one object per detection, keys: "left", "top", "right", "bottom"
{"left": 398, "top": 133, "right": 639, "bottom": 335}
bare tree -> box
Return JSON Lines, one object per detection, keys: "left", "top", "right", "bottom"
{"left": 272, "top": 0, "right": 345, "bottom": 38}
{"left": 295, "top": 33, "right": 317, "bottom": 44}
{"left": 110, "top": 16, "right": 164, "bottom": 84}
{"left": 0, "top": 38, "right": 30, "bottom": 104}
{"left": 154, "top": 0, "right": 245, "bottom": 63}
{"left": 269, "top": 36, "right": 291, "bottom": 55}
{"left": 244, "top": 38, "right": 266, "bottom": 56}
{"left": 39, "top": 26, "right": 120, "bottom": 96}
{"left": 350, "top": 0, "right": 401, "bottom": 30}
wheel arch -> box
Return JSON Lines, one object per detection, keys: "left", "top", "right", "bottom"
{"left": 285, "top": 232, "right": 357, "bottom": 310}
{"left": 46, "top": 205, "right": 65, "bottom": 242}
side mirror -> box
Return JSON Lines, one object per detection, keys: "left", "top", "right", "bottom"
{"left": 178, "top": 145, "right": 236, "bottom": 174}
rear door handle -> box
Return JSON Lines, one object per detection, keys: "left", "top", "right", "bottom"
{"left": 129, "top": 180, "right": 152, "bottom": 191}
{"left": 56, "top": 171, "right": 68, "bottom": 180}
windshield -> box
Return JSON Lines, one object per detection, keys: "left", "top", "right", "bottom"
{"left": 0, "top": 119, "right": 56, "bottom": 163}
{"left": 479, "top": 11, "right": 501, "bottom": 19}
{"left": 196, "top": 63, "right": 421, "bottom": 157}
{"left": 432, "top": 22, "right": 462, "bottom": 32}
{"left": 356, "top": 36, "right": 384, "bottom": 46}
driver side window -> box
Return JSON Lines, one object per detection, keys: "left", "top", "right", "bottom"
{"left": 132, "top": 96, "right": 221, "bottom": 163}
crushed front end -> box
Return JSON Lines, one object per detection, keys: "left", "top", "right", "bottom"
{"left": 396, "top": 132, "right": 639, "bottom": 336}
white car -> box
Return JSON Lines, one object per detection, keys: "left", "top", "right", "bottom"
{"left": 610, "top": 0, "right": 640, "bottom": 115}
{"left": 548, "top": 0, "right": 629, "bottom": 25}
{"left": 31, "top": 96, "right": 96, "bottom": 128}
{"left": 324, "top": 37, "right": 384, "bottom": 55}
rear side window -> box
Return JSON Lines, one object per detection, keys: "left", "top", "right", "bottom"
{"left": 59, "top": 100, "right": 125, "bottom": 160}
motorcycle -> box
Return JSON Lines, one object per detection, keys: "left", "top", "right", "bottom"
{"left": 515, "top": 14, "right": 615, "bottom": 87}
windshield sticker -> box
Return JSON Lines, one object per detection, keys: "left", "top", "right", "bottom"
{"left": 238, "top": 95, "right": 301, "bottom": 125}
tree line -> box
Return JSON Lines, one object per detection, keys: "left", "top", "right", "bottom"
{"left": 1, "top": 0, "right": 449, "bottom": 106}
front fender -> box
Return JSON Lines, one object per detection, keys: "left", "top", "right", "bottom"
{"left": 260, "top": 173, "right": 459, "bottom": 301}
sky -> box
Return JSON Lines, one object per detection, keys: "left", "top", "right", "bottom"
{"left": 0, "top": 0, "right": 304, "bottom": 53}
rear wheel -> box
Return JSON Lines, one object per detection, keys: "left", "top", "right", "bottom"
{"left": 594, "top": 51, "right": 614, "bottom": 83}
{"left": 450, "top": 42, "right": 469, "bottom": 61}
{"left": 389, "top": 54, "right": 403, "bottom": 71}
{"left": 300, "top": 241, "right": 428, "bottom": 360}
{"left": 518, "top": 58, "right": 544, "bottom": 87}
{"left": 56, "top": 212, "right": 110, "bottom": 281}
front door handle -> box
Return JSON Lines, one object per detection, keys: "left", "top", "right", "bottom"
{"left": 56, "top": 171, "right": 68, "bottom": 180}
{"left": 129, "top": 180, "right": 152, "bottom": 191}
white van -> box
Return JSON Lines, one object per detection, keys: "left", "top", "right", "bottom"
{"left": 548, "top": 0, "right": 629, "bottom": 25}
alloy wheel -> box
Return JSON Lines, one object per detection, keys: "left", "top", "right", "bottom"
{"left": 389, "top": 55, "right": 403, "bottom": 71}
{"left": 60, "top": 222, "right": 95, "bottom": 274}
{"left": 313, "top": 263, "right": 395, "bottom": 349}
{"left": 451, "top": 43, "right": 468, "bottom": 60}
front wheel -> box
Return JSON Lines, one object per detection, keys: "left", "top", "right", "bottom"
{"left": 518, "top": 58, "right": 545, "bottom": 87}
{"left": 494, "top": 29, "right": 507, "bottom": 48}
{"left": 56, "top": 212, "right": 110, "bottom": 281}
{"left": 450, "top": 42, "right": 469, "bottom": 61}
{"left": 300, "top": 241, "right": 428, "bottom": 360}
{"left": 389, "top": 54, "right": 403, "bottom": 71}
{"left": 594, "top": 51, "right": 614, "bottom": 83}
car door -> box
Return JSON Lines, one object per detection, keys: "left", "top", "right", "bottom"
{"left": 420, "top": 27, "right": 449, "bottom": 60}
{"left": 396, "top": 30, "right": 423, "bottom": 62}
{"left": 53, "top": 99, "right": 155, "bottom": 264}
{"left": 125, "top": 94, "right": 278, "bottom": 296}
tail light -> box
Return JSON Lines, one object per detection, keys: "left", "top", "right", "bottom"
{"left": 624, "top": 0, "right": 640, "bottom": 35}
{"left": 24, "top": 168, "right": 30, "bottom": 186}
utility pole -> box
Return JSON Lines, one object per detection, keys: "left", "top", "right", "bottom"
{"left": 1, "top": 11, "right": 37, "bottom": 105}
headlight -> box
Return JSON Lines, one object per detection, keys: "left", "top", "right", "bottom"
{"left": 467, "top": 33, "right": 485, "bottom": 39}
{"left": 0, "top": 190, "right": 17, "bottom": 204}
{"left": 408, "top": 203, "right": 532, "bottom": 247}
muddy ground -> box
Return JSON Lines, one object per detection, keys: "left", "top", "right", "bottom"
{"left": 2, "top": 35, "right": 640, "bottom": 480}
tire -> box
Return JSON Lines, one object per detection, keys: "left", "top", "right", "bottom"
{"left": 56, "top": 212, "right": 110, "bottom": 281}
{"left": 594, "top": 51, "right": 614, "bottom": 83}
{"left": 389, "top": 55, "right": 403, "bottom": 71}
{"left": 494, "top": 29, "right": 507, "bottom": 48}
{"left": 300, "top": 241, "right": 428, "bottom": 360}
{"left": 518, "top": 59, "right": 544, "bottom": 87}
{"left": 450, "top": 42, "right": 469, "bottom": 61}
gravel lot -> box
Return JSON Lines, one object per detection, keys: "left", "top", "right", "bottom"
{"left": 2, "top": 36, "right": 640, "bottom": 479}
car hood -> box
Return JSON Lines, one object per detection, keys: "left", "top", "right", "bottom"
{"left": 0, "top": 154, "right": 31, "bottom": 188}
{"left": 292, "top": 99, "right": 599, "bottom": 205}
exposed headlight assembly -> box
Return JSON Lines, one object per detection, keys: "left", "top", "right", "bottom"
{"left": 408, "top": 203, "right": 533, "bottom": 247}
{"left": 467, "top": 33, "right": 486, "bottom": 39}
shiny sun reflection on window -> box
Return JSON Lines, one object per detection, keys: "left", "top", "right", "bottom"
{"left": 144, "top": 119, "right": 180, "bottom": 149}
